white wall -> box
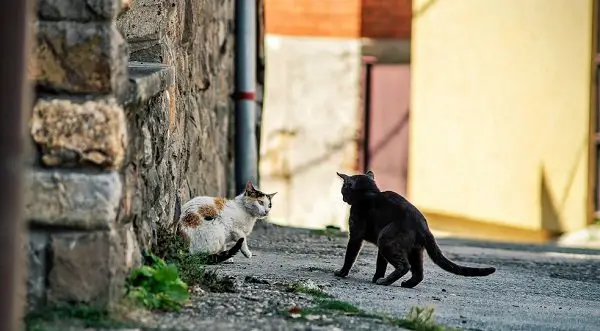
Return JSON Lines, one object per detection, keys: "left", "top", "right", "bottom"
{"left": 259, "top": 35, "right": 362, "bottom": 230}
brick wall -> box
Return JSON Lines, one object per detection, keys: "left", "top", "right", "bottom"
{"left": 265, "top": 0, "right": 361, "bottom": 37}
{"left": 361, "top": 0, "right": 411, "bottom": 39}
{"left": 265, "top": 0, "right": 411, "bottom": 39}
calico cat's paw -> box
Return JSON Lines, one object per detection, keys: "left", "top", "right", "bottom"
{"left": 241, "top": 249, "right": 252, "bottom": 259}
{"left": 334, "top": 269, "right": 348, "bottom": 277}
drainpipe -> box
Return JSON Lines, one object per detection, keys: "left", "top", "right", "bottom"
{"left": 255, "top": 0, "right": 265, "bottom": 185}
{"left": 234, "top": 0, "right": 258, "bottom": 193}
{"left": 362, "top": 56, "right": 376, "bottom": 172}
{"left": 0, "top": 0, "right": 31, "bottom": 329}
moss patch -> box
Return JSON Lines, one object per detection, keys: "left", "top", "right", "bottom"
{"left": 25, "top": 304, "right": 139, "bottom": 331}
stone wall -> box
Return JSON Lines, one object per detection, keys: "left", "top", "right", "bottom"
{"left": 117, "top": 0, "right": 234, "bottom": 250}
{"left": 25, "top": 0, "right": 234, "bottom": 312}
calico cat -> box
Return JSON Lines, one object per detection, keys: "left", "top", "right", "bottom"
{"left": 334, "top": 171, "right": 496, "bottom": 288}
{"left": 176, "top": 181, "right": 276, "bottom": 261}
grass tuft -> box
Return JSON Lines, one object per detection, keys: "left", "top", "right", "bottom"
{"left": 311, "top": 299, "right": 362, "bottom": 314}
{"left": 285, "top": 299, "right": 454, "bottom": 331}
{"left": 390, "top": 306, "right": 452, "bottom": 331}
{"left": 285, "top": 281, "right": 332, "bottom": 299}
{"left": 177, "top": 252, "right": 238, "bottom": 293}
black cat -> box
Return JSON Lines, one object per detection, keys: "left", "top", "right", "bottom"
{"left": 334, "top": 171, "right": 496, "bottom": 288}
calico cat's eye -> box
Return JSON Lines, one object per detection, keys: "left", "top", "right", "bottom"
{"left": 258, "top": 200, "right": 264, "bottom": 206}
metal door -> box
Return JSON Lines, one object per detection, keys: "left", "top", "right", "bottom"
{"left": 360, "top": 60, "right": 411, "bottom": 196}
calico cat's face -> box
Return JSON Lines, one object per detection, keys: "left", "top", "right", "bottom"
{"left": 336, "top": 171, "right": 378, "bottom": 204}
{"left": 241, "top": 181, "right": 277, "bottom": 218}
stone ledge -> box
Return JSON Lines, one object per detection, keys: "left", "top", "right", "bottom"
{"left": 38, "top": 0, "right": 128, "bottom": 22}
{"left": 25, "top": 169, "right": 122, "bottom": 230}
{"left": 123, "top": 61, "right": 175, "bottom": 106}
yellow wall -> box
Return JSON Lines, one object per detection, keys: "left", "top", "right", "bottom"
{"left": 410, "top": 0, "right": 594, "bottom": 235}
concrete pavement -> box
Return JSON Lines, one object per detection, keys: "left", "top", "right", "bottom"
{"left": 213, "top": 226, "right": 600, "bottom": 331}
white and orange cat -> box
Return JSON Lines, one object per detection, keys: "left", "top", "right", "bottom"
{"left": 176, "top": 181, "right": 276, "bottom": 261}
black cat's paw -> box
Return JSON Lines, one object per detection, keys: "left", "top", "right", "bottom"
{"left": 371, "top": 275, "right": 383, "bottom": 283}
{"left": 334, "top": 269, "right": 348, "bottom": 278}
{"left": 375, "top": 278, "right": 391, "bottom": 286}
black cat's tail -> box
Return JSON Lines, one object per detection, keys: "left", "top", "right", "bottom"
{"left": 208, "top": 238, "right": 245, "bottom": 263}
{"left": 423, "top": 233, "right": 496, "bottom": 277}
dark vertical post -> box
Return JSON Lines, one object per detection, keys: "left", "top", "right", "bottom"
{"left": 234, "top": 0, "right": 258, "bottom": 193}
{"left": 595, "top": 0, "right": 600, "bottom": 219}
{"left": 362, "top": 57, "right": 376, "bottom": 172}
{"left": 255, "top": 0, "right": 265, "bottom": 186}
{"left": 0, "top": 0, "right": 31, "bottom": 330}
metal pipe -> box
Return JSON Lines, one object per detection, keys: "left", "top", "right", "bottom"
{"left": 255, "top": 0, "right": 265, "bottom": 185}
{"left": 362, "top": 57, "right": 376, "bottom": 172}
{"left": 234, "top": 0, "right": 258, "bottom": 193}
{"left": 0, "top": 0, "right": 32, "bottom": 329}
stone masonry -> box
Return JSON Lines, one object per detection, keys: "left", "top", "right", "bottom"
{"left": 25, "top": 0, "right": 234, "bottom": 312}
{"left": 117, "top": 0, "right": 234, "bottom": 249}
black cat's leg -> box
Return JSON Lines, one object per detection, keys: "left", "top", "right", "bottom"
{"left": 376, "top": 248, "right": 410, "bottom": 286}
{"left": 401, "top": 248, "right": 424, "bottom": 288}
{"left": 375, "top": 229, "right": 411, "bottom": 286}
{"left": 334, "top": 238, "right": 363, "bottom": 277}
{"left": 372, "top": 250, "right": 388, "bottom": 283}
{"left": 335, "top": 216, "right": 365, "bottom": 278}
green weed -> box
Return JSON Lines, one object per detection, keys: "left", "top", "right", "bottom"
{"left": 311, "top": 299, "right": 362, "bottom": 314}
{"left": 177, "top": 252, "right": 238, "bottom": 293}
{"left": 393, "top": 306, "right": 451, "bottom": 331}
{"left": 152, "top": 224, "right": 190, "bottom": 264}
{"left": 152, "top": 224, "right": 237, "bottom": 293}
{"left": 126, "top": 253, "right": 189, "bottom": 311}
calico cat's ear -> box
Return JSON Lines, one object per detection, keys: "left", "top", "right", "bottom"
{"left": 336, "top": 172, "right": 349, "bottom": 181}
{"left": 245, "top": 181, "right": 257, "bottom": 193}
{"left": 267, "top": 192, "right": 277, "bottom": 199}
{"left": 365, "top": 170, "right": 375, "bottom": 180}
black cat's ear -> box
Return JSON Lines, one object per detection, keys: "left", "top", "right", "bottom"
{"left": 336, "top": 172, "right": 349, "bottom": 181}
{"left": 365, "top": 170, "right": 375, "bottom": 180}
